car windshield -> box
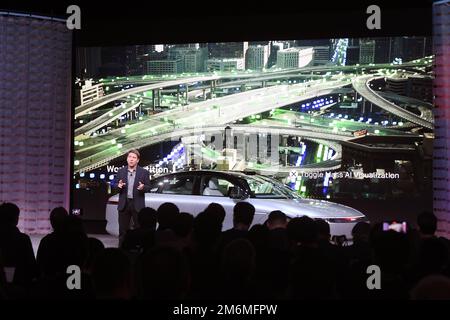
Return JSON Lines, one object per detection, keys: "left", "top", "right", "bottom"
{"left": 243, "top": 175, "right": 300, "bottom": 199}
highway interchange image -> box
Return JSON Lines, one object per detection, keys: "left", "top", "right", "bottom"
{"left": 73, "top": 38, "right": 433, "bottom": 227}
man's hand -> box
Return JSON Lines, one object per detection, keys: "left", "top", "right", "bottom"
{"left": 137, "top": 181, "right": 144, "bottom": 191}
{"left": 118, "top": 179, "right": 126, "bottom": 189}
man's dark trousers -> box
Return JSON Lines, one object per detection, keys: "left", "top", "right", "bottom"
{"left": 119, "top": 198, "right": 139, "bottom": 247}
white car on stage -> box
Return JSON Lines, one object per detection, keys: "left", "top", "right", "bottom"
{"left": 106, "top": 170, "right": 367, "bottom": 240}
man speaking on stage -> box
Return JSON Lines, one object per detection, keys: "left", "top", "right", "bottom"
{"left": 115, "top": 149, "right": 151, "bottom": 246}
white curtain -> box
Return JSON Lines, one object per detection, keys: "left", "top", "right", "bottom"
{"left": 433, "top": 2, "right": 450, "bottom": 237}
{"left": 0, "top": 14, "right": 72, "bottom": 234}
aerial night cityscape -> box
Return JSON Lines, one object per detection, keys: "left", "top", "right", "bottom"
{"left": 72, "top": 37, "right": 433, "bottom": 230}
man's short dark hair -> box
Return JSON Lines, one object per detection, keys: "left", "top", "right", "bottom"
{"left": 50, "top": 207, "right": 68, "bottom": 232}
{"left": 172, "top": 212, "right": 194, "bottom": 238}
{"left": 0, "top": 202, "right": 20, "bottom": 227}
{"left": 127, "top": 149, "right": 140, "bottom": 159}
{"left": 287, "top": 216, "right": 318, "bottom": 245}
{"left": 417, "top": 211, "right": 437, "bottom": 235}
{"left": 93, "top": 248, "right": 131, "bottom": 298}
{"left": 315, "top": 218, "right": 330, "bottom": 236}
{"left": 157, "top": 202, "right": 179, "bottom": 230}
{"left": 193, "top": 210, "right": 222, "bottom": 245}
{"left": 205, "top": 203, "right": 226, "bottom": 225}
{"left": 138, "top": 207, "right": 157, "bottom": 229}
{"left": 139, "top": 246, "right": 189, "bottom": 299}
{"left": 267, "top": 210, "right": 287, "bottom": 225}
{"left": 233, "top": 202, "right": 255, "bottom": 226}
{"left": 352, "top": 221, "right": 371, "bottom": 242}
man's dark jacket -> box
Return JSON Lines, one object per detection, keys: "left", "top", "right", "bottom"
{"left": 115, "top": 166, "right": 151, "bottom": 212}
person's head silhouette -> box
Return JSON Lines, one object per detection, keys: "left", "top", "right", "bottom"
{"left": 49, "top": 207, "right": 69, "bottom": 233}
{"left": 417, "top": 211, "right": 437, "bottom": 237}
{"left": 233, "top": 202, "right": 255, "bottom": 231}
{"left": 0, "top": 202, "right": 20, "bottom": 228}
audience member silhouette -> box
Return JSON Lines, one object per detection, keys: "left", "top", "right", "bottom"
{"left": 84, "top": 237, "right": 105, "bottom": 275}
{"left": 35, "top": 214, "right": 91, "bottom": 299}
{"left": 185, "top": 209, "right": 223, "bottom": 299}
{"left": 218, "top": 239, "right": 256, "bottom": 299}
{"left": 204, "top": 202, "right": 226, "bottom": 229}
{"left": 316, "top": 218, "right": 332, "bottom": 244}
{"left": 155, "top": 203, "right": 179, "bottom": 245}
{"left": 122, "top": 207, "right": 157, "bottom": 253}
{"left": 0, "top": 252, "right": 7, "bottom": 299}
{"left": 287, "top": 216, "right": 338, "bottom": 299}
{"left": 246, "top": 224, "right": 274, "bottom": 298}
{"left": 416, "top": 237, "right": 449, "bottom": 279}
{"left": 266, "top": 210, "right": 289, "bottom": 252}
{"left": 340, "top": 221, "right": 372, "bottom": 299}
{"left": 287, "top": 216, "right": 318, "bottom": 247}
{"left": 0, "top": 203, "right": 37, "bottom": 287}
{"left": 247, "top": 224, "right": 270, "bottom": 255}
{"left": 369, "top": 225, "right": 410, "bottom": 299}
{"left": 344, "top": 221, "right": 372, "bottom": 266}
{"left": 254, "top": 211, "right": 291, "bottom": 298}
{"left": 410, "top": 275, "right": 450, "bottom": 299}
{"left": 36, "top": 207, "right": 69, "bottom": 277}
{"left": 417, "top": 211, "right": 437, "bottom": 239}
{"left": 37, "top": 214, "right": 88, "bottom": 279}
{"left": 92, "top": 248, "right": 132, "bottom": 299}
{"left": 220, "top": 202, "right": 255, "bottom": 252}
{"left": 3, "top": 201, "right": 450, "bottom": 301}
{"left": 169, "top": 212, "right": 194, "bottom": 250}
{"left": 156, "top": 202, "right": 179, "bottom": 231}
{"left": 137, "top": 245, "right": 190, "bottom": 299}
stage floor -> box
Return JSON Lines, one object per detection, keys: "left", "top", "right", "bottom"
{"left": 29, "top": 234, "right": 118, "bottom": 257}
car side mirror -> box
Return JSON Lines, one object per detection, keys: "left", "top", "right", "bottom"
{"left": 229, "top": 186, "right": 248, "bottom": 199}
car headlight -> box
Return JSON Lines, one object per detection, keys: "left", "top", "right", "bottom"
{"left": 326, "top": 216, "right": 368, "bottom": 223}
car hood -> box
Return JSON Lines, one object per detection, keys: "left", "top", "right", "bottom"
{"left": 253, "top": 198, "right": 365, "bottom": 219}
{"left": 108, "top": 194, "right": 365, "bottom": 219}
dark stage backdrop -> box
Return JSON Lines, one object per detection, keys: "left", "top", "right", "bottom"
{"left": 0, "top": 14, "right": 72, "bottom": 233}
